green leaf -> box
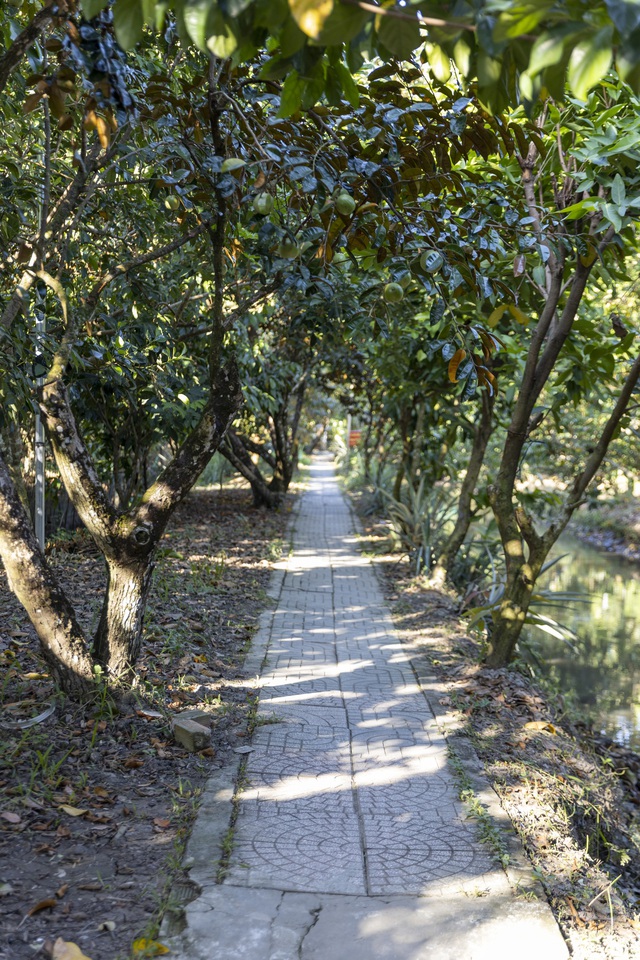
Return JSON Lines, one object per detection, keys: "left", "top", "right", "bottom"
{"left": 206, "top": 9, "right": 238, "bottom": 57}
{"left": 426, "top": 43, "right": 451, "bottom": 83}
{"left": 567, "top": 27, "right": 613, "bottom": 101}
{"left": 611, "top": 173, "right": 626, "bottom": 206}
{"left": 528, "top": 29, "right": 572, "bottom": 79}
{"left": 561, "top": 198, "right": 597, "bottom": 219}
{"left": 221, "top": 158, "right": 246, "bottom": 171}
{"left": 316, "top": 3, "right": 368, "bottom": 45}
{"left": 377, "top": 15, "right": 421, "bottom": 61}
{"left": 601, "top": 202, "right": 623, "bottom": 231}
{"left": 605, "top": 0, "right": 640, "bottom": 34}
{"left": 288, "top": 0, "right": 334, "bottom": 39}
{"left": 279, "top": 16, "right": 307, "bottom": 56}
{"left": 184, "top": 0, "right": 211, "bottom": 49}
{"left": 155, "top": 0, "right": 170, "bottom": 32}
{"left": 278, "top": 69, "right": 304, "bottom": 117}
{"left": 334, "top": 61, "right": 359, "bottom": 107}
{"left": 494, "top": 2, "right": 554, "bottom": 43}
{"left": 81, "top": 0, "right": 110, "bottom": 18}
{"left": 113, "top": 0, "right": 144, "bottom": 49}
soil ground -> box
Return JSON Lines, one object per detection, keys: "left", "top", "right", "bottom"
{"left": 0, "top": 486, "right": 292, "bottom": 960}
{"left": 352, "top": 493, "right": 640, "bottom": 960}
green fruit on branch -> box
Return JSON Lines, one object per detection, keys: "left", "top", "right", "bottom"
{"left": 276, "top": 239, "right": 299, "bottom": 259}
{"left": 335, "top": 192, "right": 356, "bottom": 216}
{"left": 383, "top": 282, "right": 404, "bottom": 303}
{"left": 420, "top": 250, "right": 444, "bottom": 273}
{"left": 253, "top": 192, "right": 274, "bottom": 215}
{"left": 164, "top": 195, "right": 180, "bottom": 211}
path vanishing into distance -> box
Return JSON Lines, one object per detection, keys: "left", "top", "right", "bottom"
{"left": 168, "top": 455, "right": 569, "bottom": 959}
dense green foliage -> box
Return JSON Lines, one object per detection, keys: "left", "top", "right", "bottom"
{"left": 2, "top": 0, "right": 640, "bottom": 694}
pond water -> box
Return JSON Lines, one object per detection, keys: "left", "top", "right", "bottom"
{"left": 524, "top": 534, "right": 640, "bottom": 750}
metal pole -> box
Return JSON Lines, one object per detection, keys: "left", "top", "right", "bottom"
{"left": 34, "top": 291, "right": 46, "bottom": 550}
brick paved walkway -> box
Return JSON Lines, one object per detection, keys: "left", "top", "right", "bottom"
{"left": 170, "top": 455, "right": 569, "bottom": 959}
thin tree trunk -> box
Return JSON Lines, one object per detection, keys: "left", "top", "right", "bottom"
{"left": 487, "top": 351, "right": 640, "bottom": 665}
{"left": 432, "top": 390, "right": 495, "bottom": 586}
{"left": 221, "top": 430, "right": 282, "bottom": 508}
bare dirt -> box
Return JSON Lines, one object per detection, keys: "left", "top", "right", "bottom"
{"left": 0, "top": 487, "right": 292, "bottom": 960}
{"left": 354, "top": 501, "right": 640, "bottom": 960}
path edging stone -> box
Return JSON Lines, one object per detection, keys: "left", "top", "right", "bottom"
{"left": 161, "top": 494, "right": 303, "bottom": 942}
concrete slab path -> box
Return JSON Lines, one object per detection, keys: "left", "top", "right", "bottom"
{"left": 169, "top": 455, "right": 569, "bottom": 959}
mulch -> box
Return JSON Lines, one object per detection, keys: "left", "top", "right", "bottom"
{"left": 0, "top": 487, "right": 292, "bottom": 960}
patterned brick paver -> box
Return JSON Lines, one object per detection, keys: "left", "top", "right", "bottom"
{"left": 225, "top": 457, "right": 502, "bottom": 899}
{"left": 171, "top": 455, "right": 569, "bottom": 960}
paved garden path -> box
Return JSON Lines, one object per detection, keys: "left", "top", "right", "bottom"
{"left": 170, "top": 455, "right": 569, "bottom": 959}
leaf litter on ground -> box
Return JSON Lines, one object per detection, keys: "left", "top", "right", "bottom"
{"left": 0, "top": 486, "right": 293, "bottom": 960}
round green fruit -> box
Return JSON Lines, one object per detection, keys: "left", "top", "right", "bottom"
{"left": 276, "top": 239, "right": 299, "bottom": 259}
{"left": 335, "top": 192, "right": 356, "bottom": 216}
{"left": 420, "top": 250, "right": 444, "bottom": 273}
{"left": 383, "top": 282, "right": 404, "bottom": 303}
{"left": 253, "top": 192, "right": 274, "bottom": 215}
{"left": 164, "top": 195, "right": 180, "bottom": 211}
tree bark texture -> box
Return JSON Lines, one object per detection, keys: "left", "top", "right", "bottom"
{"left": 93, "top": 557, "right": 155, "bottom": 678}
{"left": 0, "top": 454, "right": 95, "bottom": 697}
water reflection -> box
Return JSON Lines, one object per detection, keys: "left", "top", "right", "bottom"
{"left": 523, "top": 534, "right": 640, "bottom": 749}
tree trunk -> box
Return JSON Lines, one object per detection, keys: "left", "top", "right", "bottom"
{"left": 0, "top": 455, "right": 95, "bottom": 698}
{"left": 93, "top": 556, "right": 155, "bottom": 678}
{"left": 485, "top": 545, "right": 544, "bottom": 667}
{"left": 432, "top": 390, "right": 495, "bottom": 586}
{"left": 221, "top": 430, "right": 282, "bottom": 508}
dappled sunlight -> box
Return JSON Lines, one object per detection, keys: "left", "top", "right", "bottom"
{"left": 209, "top": 458, "right": 518, "bottom": 915}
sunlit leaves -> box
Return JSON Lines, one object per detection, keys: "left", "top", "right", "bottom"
{"left": 288, "top": 0, "right": 334, "bottom": 39}
{"left": 567, "top": 27, "right": 613, "bottom": 101}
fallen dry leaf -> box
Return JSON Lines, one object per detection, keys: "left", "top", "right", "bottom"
{"left": 524, "top": 720, "right": 557, "bottom": 734}
{"left": 52, "top": 938, "right": 93, "bottom": 960}
{"left": 0, "top": 810, "right": 21, "bottom": 823}
{"left": 153, "top": 817, "right": 170, "bottom": 829}
{"left": 59, "top": 804, "right": 88, "bottom": 817}
{"left": 123, "top": 758, "right": 144, "bottom": 769}
{"left": 28, "top": 897, "right": 57, "bottom": 916}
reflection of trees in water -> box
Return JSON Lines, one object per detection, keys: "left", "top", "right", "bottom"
{"left": 523, "top": 537, "right": 640, "bottom": 739}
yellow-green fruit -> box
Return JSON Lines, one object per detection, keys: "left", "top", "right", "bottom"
{"left": 164, "top": 195, "right": 180, "bottom": 211}
{"left": 383, "top": 282, "right": 404, "bottom": 303}
{"left": 253, "top": 192, "right": 274, "bottom": 215}
{"left": 335, "top": 192, "right": 356, "bottom": 216}
{"left": 277, "top": 239, "right": 299, "bottom": 259}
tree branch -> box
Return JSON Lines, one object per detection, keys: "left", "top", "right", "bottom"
{"left": 0, "top": 2, "right": 62, "bottom": 94}
{"left": 83, "top": 223, "right": 207, "bottom": 316}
